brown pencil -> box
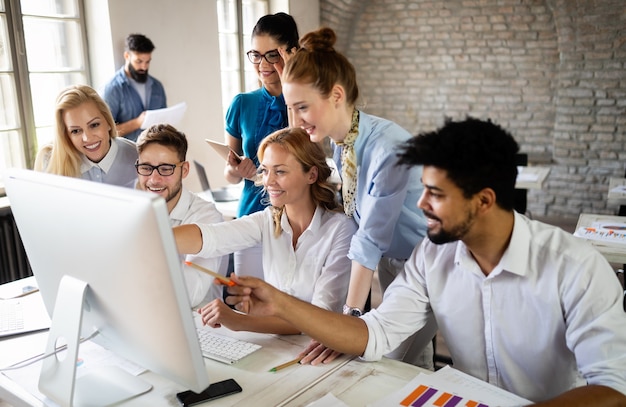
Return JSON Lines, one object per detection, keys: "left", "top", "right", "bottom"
{"left": 268, "top": 356, "right": 303, "bottom": 372}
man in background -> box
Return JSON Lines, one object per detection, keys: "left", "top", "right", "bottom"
{"left": 103, "top": 33, "right": 166, "bottom": 142}
{"left": 136, "top": 124, "right": 227, "bottom": 307}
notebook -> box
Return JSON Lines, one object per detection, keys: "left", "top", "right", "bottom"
{"left": 0, "top": 277, "right": 51, "bottom": 337}
{"left": 193, "top": 160, "right": 241, "bottom": 202}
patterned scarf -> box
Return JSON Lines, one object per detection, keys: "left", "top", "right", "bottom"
{"left": 336, "top": 109, "right": 360, "bottom": 217}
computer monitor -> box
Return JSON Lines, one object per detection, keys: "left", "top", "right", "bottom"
{"left": 4, "top": 168, "right": 209, "bottom": 406}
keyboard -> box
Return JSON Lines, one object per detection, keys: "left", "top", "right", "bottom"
{"left": 0, "top": 300, "right": 24, "bottom": 333}
{"left": 197, "top": 327, "right": 262, "bottom": 364}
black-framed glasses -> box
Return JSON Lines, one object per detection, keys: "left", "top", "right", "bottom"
{"left": 246, "top": 49, "right": 281, "bottom": 64}
{"left": 135, "top": 161, "right": 184, "bottom": 176}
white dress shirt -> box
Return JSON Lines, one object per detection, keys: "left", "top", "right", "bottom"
{"left": 362, "top": 211, "right": 626, "bottom": 402}
{"left": 171, "top": 189, "right": 227, "bottom": 307}
{"left": 197, "top": 206, "right": 356, "bottom": 313}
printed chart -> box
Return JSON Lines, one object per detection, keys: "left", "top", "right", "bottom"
{"left": 371, "top": 366, "right": 530, "bottom": 407}
{"left": 574, "top": 221, "right": 626, "bottom": 244}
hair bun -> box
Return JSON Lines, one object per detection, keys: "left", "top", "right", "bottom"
{"left": 299, "top": 27, "right": 336, "bottom": 52}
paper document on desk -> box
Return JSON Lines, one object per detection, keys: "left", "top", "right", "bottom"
{"left": 141, "top": 102, "right": 187, "bottom": 129}
{"left": 369, "top": 366, "right": 531, "bottom": 407}
{"left": 0, "top": 276, "right": 39, "bottom": 299}
{"left": 574, "top": 221, "right": 626, "bottom": 245}
{"left": 306, "top": 392, "right": 349, "bottom": 407}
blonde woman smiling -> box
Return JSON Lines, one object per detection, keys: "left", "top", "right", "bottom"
{"left": 174, "top": 127, "right": 356, "bottom": 334}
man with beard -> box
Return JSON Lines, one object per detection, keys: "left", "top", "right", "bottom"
{"left": 136, "top": 124, "right": 227, "bottom": 307}
{"left": 103, "top": 33, "right": 166, "bottom": 142}
{"left": 222, "top": 117, "right": 626, "bottom": 405}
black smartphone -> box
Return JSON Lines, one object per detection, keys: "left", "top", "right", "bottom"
{"left": 176, "top": 379, "right": 242, "bottom": 407}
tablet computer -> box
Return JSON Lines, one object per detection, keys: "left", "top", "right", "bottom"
{"left": 205, "top": 139, "right": 241, "bottom": 163}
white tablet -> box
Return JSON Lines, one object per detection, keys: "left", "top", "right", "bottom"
{"left": 205, "top": 139, "right": 242, "bottom": 163}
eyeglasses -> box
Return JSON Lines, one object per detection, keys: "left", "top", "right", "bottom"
{"left": 246, "top": 49, "right": 281, "bottom": 64}
{"left": 135, "top": 161, "right": 184, "bottom": 176}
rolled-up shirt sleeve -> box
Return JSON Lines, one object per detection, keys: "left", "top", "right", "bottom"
{"left": 196, "top": 211, "right": 264, "bottom": 258}
{"left": 348, "top": 152, "right": 412, "bottom": 270}
{"left": 361, "top": 245, "right": 431, "bottom": 360}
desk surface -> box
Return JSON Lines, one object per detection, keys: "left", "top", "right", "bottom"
{"left": 574, "top": 213, "right": 626, "bottom": 264}
{"left": 0, "top": 292, "right": 427, "bottom": 407}
{"left": 197, "top": 191, "right": 239, "bottom": 220}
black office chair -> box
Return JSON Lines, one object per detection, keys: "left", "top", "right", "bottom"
{"left": 514, "top": 153, "right": 528, "bottom": 215}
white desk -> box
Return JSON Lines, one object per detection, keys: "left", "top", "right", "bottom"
{"left": 0, "top": 292, "right": 428, "bottom": 407}
{"left": 574, "top": 213, "right": 626, "bottom": 264}
{"left": 515, "top": 166, "right": 550, "bottom": 190}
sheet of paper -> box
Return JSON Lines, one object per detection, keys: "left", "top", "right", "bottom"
{"left": 369, "top": 366, "right": 530, "bottom": 407}
{"left": 306, "top": 392, "right": 349, "bottom": 407}
{"left": 0, "top": 276, "right": 39, "bottom": 299}
{"left": 140, "top": 102, "right": 187, "bottom": 129}
{"left": 574, "top": 221, "right": 626, "bottom": 244}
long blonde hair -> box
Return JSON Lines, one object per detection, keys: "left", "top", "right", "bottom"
{"left": 39, "top": 85, "right": 117, "bottom": 177}
{"left": 257, "top": 127, "right": 340, "bottom": 237}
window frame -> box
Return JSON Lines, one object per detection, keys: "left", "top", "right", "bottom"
{"left": 0, "top": 0, "right": 90, "bottom": 178}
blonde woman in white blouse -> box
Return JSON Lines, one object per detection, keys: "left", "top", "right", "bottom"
{"left": 174, "top": 127, "right": 356, "bottom": 335}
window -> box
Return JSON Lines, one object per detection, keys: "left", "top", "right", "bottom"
{"left": 216, "top": 0, "right": 268, "bottom": 113}
{"left": 0, "top": 0, "right": 88, "bottom": 182}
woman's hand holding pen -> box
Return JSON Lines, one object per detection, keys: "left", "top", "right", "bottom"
{"left": 298, "top": 339, "right": 343, "bottom": 366}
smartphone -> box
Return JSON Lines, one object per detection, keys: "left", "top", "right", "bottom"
{"left": 176, "top": 379, "right": 242, "bottom": 406}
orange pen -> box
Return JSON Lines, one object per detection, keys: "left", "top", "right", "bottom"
{"left": 184, "top": 261, "right": 236, "bottom": 286}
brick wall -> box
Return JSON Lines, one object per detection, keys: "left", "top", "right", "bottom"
{"left": 320, "top": 0, "right": 626, "bottom": 218}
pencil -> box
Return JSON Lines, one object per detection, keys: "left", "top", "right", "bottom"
{"left": 184, "top": 261, "right": 235, "bottom": 286}
{"left": 268, "top": 356, "right": 303, "bottom": 372}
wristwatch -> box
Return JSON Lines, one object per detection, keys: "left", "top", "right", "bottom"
{"left": 342, "top": 304, "right": 363, "bottom": 317}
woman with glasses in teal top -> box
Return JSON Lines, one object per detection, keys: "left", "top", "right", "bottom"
{"left": 222, "top": 12, "right": 300, "bottom": 280}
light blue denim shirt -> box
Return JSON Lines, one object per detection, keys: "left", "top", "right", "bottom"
{"left": 333, "top": 112, "right": 427, "bottom": 270}
{"left": 102, "top": 67, "right": 167, "bottom": 142}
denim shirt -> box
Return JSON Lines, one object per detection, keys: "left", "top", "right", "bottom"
{"left": 333, "top": 112, "right": 427, "bottom": 270}
{"left": 102, "top": 67, "right": 167, "bottom": 142}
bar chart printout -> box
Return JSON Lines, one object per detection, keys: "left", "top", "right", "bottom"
{"left": 399, "top": 383, "right": 487, "bottom": 407}
{"left": 370, "top": 366, "right": 531, "bottom": 407}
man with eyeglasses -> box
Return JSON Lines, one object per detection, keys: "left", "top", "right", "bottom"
{"left": 136, "top": 124, "right": 227, "bottom": 308}
{"left": 103, "top": 33, "right": 167, "bottom": 142}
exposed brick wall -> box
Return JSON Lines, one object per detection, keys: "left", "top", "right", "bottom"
{"left": 320, "top": 0, "right": 626, "bottom": 218}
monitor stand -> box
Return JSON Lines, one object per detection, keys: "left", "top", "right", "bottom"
{"left": 38, "top": 275, "right": 152, "bottom": 407}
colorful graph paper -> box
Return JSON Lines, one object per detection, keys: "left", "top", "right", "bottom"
{"left": 399, "top": 383, "right": 488, "bottom": 407}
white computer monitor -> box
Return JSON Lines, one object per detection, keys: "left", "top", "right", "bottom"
{"left": 4, "top": 168, "right": 209, "bottom": 406}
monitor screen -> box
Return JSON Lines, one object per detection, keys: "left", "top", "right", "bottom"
{"left": 4, "top": 169, "right": 209, "bottom": 405}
